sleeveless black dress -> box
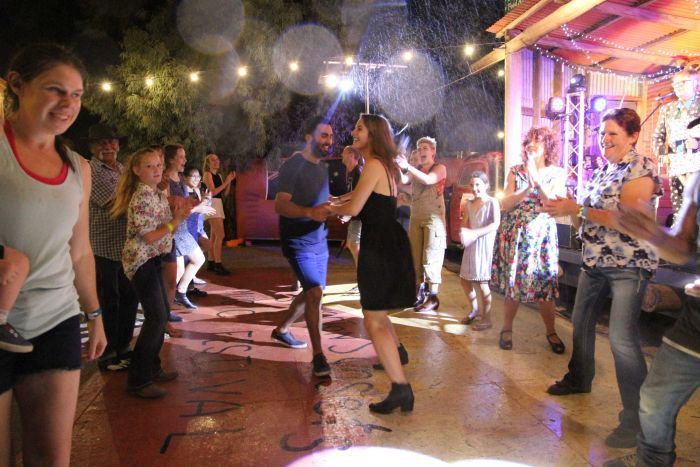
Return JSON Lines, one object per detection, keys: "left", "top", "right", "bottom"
{"left": 357, "top": 190, "right": 416, "bottom": 311}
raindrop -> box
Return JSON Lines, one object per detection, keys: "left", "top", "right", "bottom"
{"left": 272, "top": 24, "right": 344, "bottom": 96}
{"left": 376, "top": 51, "right": 445, "bottom": 125}
{"left": 176, "top": 0, "right": 245, "bottom": 55}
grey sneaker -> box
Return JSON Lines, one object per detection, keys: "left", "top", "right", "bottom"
{"left": 605, "top": 424, "right": 640, "bottom": 449}
{"left": 0, "top": 323, "right": 33, "bottom": 353}
{"left": 312, "top": 353, "right": 331, "bottom": 377}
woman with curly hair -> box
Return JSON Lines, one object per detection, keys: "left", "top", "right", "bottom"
{"left": 491, "top": 127, "right": 567, "bottom": 353}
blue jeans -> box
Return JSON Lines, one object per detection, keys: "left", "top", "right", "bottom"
{"left": 127, "top": 256, "right": 169, "bottom": 388}
{"left": 562, "top": 267, "right": 650, "bottom": 427}
{"left": 637, "top": 342, "right": 700, "bottom": 466}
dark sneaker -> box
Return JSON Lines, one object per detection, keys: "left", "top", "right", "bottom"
{"left": 128, "top": 383, "right": 166, "bottom": 399}
{"left": 605, "top": 424, "right": 640, "bottom": 449}
{"left": 174, "top": 292, "right": 197, "bottom": 310}
{"left": 271, "top": 329, "right": 307, "bottom": 349}
{"left": 0, "top": 323, "right": 33, "bottom": 353}
{"left": 153, "top": 369, "right": 179, "bottom": 383}
{"left": 546, "top": 380, "right": 591, "bottom": 396}
{"left": 168, "top": 311, "right": 184, "bottom": 322}
{"left": 312, "top": 353, "right": 331, "bottom": 377}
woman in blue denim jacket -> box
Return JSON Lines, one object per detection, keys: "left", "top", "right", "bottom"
{"left": 543, "top": 107, "right": 663, "bottom": 449}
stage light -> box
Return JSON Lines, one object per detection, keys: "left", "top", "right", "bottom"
{"left": 568, "top": 73, "right": 586, "bottom": 92}
{"left": 338, "top": 77, "right": 354, "bottom": 92}
{"left": 590, "top": 95, "right": 607, "bottom": 113}
{"left": 546, "top": 96, "right": 566, "bottom": 119}
{"left": 324, "top": 74, "right": 339, "bottom": 89}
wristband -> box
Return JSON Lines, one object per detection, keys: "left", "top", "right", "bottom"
{"left": 85, "top": 307, "right": 102, "bottom": 321}
{"left": 166, "top": 222, "right": 174, "bottom": 233}
{"left": 577, "top": 205, "right": 588, "bottom": 219}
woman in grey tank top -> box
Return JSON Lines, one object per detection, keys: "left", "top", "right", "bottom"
{"left": 0, "top": 44, "right": 106, "bottom": 466}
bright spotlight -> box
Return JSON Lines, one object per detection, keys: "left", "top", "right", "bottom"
{"left": 464, "top": 44, "right": 475, "bottom": 57}
{"left": 289, "top": 61, "right": 299, "bottom": 72}
{"left": 590, "top": 95, "right": 608, "bottom": 113}
{"left": 339, "top": 77, "right": 354, "bottom": 92}
{"left": 568, "top": 73, "right": 586, "bottom": 92}
{"left": 345, "top": 56, "right": 354, "bottom": 66}
{"left": 145, "top": 77, "right": 154, "bottom": 88}
{"left": 497, "top": 69, "right": 505, "bottom": 77}
{"left": 546, "top": 96, "right": 566, "bottom": 119}
{"left": 101, "top": 82, "right": 112, "bottom": 92}
{"left": 189, "top": 72, "right": 200, "bottom": 82}
{"left": 497, "top": 130, "right": 505, "bottom": 139}
{"left": 325, "top": 74, "right": 339, "bottom": 89}
{"left": 402, "top": 50, "right": 414, "bottom": 62}
{"left": 237, "top": 66, "right": 248, "bottom": 77}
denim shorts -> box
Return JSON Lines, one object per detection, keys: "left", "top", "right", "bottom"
{"left": 0, "top": 315, "right": 82, "bottom": 394}
{"left": 286, "top": 250, "right": 329, "bottom": 291}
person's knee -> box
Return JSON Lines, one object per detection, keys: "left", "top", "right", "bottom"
{"left": 304, "top": 287, "right": 323, "bottom": 305}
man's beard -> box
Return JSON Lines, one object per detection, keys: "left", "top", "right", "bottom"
{"left": 311, "top": 140, "right": 328, "bottom": 159}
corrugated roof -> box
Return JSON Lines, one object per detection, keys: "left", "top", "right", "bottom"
{"left": 485, "top": 0, "right": 699, "bottom": 75}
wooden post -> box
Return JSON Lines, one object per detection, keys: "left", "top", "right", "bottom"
{"left": 504, "top": 49, "right": 523, "bottom": 182}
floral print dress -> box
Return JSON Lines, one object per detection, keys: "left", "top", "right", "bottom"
{"left": 491, "top": 164, "right": 564, "bottom": 302}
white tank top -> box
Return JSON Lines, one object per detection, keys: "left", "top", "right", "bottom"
{"left": 0, "top": 127, "right": 83, "bottom": 339}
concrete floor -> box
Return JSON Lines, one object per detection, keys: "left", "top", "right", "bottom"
{"left": 30, "top": 244, "right": 700, "bottom": 466}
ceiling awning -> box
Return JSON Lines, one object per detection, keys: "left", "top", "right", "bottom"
{"left": 472, "top": 0, "right": 700, "bottom": 76}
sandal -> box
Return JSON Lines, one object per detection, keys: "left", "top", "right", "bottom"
{"left": 546, "top": 333, "right": 566, "bottom": 354}
{"left": 499, "top": 330, "right": 513, "bottom": 350}
{"left": 461, "top": 309, "right": 479, "bottom": 325}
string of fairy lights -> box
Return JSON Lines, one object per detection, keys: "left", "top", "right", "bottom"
{"left": 94, "top": 29, "right": 689, "bottom": 94}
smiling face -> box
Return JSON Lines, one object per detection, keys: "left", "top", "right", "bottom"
{"left": 599, "top": 119, "right": 638, "bottom": 163}
{"left": 91, "top": 138, "right": 120, "bottom": 166}
{"left": 524, "top": 136, "right": 546, "bottom": 161}
{"left": 672, "top": 72, "right": 698, "bottom": 102}
{"left": 207, "top": 154, "right": 220, "bottom": 171}
{"left": 351, "top": 118, "right": 370, "bottom": 152}
{"left": 309, "top": 123, "right": 333, "bottom": 158}
{"left": 133, "top": 152, "right": 163, "bottom": 187}
{"left": 184, "top": 169, "right": 201, "bottom": 189}
{"left": 10, "top": 63, "right": 83, "bottom": 136}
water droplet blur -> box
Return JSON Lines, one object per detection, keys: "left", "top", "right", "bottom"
{"left": 177, "top": 0, "right": 245, "bottom": 55}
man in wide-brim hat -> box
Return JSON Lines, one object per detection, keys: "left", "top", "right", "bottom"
{"left": 87, "top": 123, "right": 138, "bottom": 372}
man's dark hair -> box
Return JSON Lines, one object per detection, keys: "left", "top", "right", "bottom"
{"left": 301, "top": 116, "right": 331, "bottom": 138}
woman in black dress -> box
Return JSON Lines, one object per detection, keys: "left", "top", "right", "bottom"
{"left": 329, "top": 114, "right": 416, "bottom": 414}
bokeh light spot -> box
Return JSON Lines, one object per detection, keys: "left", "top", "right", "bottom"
{"left": 177, "top": 0, "right": 245, "bottom": 55}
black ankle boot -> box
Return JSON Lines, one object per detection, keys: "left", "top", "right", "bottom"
{"left": 174, "top": 291, "right": 197, "bottom": 309}
{"left": 373, "top": 343, "right": 409, "bottom": 370}
{"left": 214, "top": 262, "right": 230, "bottom": 276}
{"left": 369, "top": 383, "right": 414, "bottom": 414}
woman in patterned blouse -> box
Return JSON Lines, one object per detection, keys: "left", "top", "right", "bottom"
{"left": 111, "top": 148, "right": 191, "bottom": 399}
{"left": 543, "top": 108, "right": 663, "bottom": 449}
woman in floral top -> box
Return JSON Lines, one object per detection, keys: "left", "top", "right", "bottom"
{"left": 111, "top": 147, "right": 191, "bottom": 399}
{"left": 491, "top": 127, "right": 567, "bottom": 353}
{"left": 544, "top": 108, "right": 663, "bottom": 449}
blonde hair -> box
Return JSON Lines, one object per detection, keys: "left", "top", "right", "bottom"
{"left": 416, "top": 136, "right": 437, "bottom": 149}
{"left": 203, "top": 153, "right": 217, "bottom": 173}
{"left": 110, "top": 148, "right": 159, "bottom": 219}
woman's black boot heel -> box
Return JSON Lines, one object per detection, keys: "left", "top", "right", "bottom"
{"left": 369, "top": 383, "right": 414, "bottom": 414}
{"left": 373, "top": 343, "right": 409, "bottom": 371}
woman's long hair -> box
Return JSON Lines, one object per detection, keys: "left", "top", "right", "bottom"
{"left": 110, "top": 148, "right": 158, "bottom": 219}
{"left": 4, "top": 44, "right": 88, "bottom": 172}
{"left": 360, "top": 114, "right": 399, "bottom": 181}
{"left": 521, "top": 127, "right": 560, "bottom": 166}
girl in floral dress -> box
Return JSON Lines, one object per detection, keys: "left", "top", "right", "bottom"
{"left": 491, "top": 127, "right": 567, "bottom": 353}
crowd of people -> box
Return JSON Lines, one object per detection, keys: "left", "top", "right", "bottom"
{"left": 0, "top": 42, "right": 698, "bottom": 466}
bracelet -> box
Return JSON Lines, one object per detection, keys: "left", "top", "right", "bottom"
{"left": 85, "top": 307, "right": 102, "bottom": 321}
{"left": 165, "top": 222, "right": 174, "bottom": 233}
{"left": 577, "top": 205, "right": 588, "bottom": 219}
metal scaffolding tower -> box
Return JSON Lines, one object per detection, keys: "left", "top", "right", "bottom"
{"left": 563, "top": 90, "right": 586, "bottom": 201}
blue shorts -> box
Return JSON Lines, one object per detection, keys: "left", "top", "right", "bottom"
{"left": 0, "top": 315, "right": 82, "bottom": 394}
{"left": 286, "top": 250, "right": 329, "bottom": 291}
